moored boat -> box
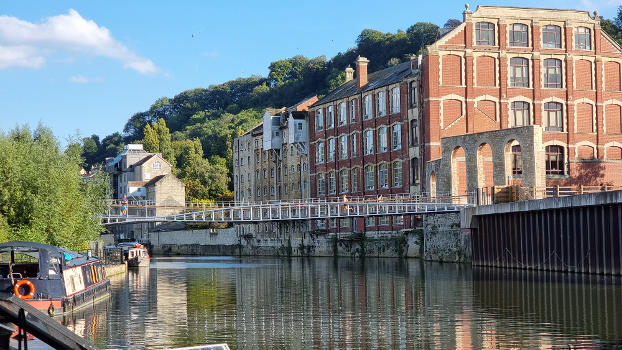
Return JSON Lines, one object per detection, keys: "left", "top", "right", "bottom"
{"left": 0, "top": 241, "right": 110, "bottom": 315}
{"left": 125, "top": 243, "right": 150, "bottom": 268}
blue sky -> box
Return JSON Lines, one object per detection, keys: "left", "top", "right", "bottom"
{"left": 0, "top": 0, "right": 619, "bottom": 144}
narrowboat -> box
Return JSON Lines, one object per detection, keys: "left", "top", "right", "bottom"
{"left": 0, "top": 241, "right": 110, "bottom": 315}
{"left": 125, "top": 243, "right": 150, "bottom": 268}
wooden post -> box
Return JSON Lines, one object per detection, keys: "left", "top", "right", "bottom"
{"left": 579, "top": 185, "right": 584, "bottom": 195}
{"left": 555, "top": 185, "right": 560, "bottom": 197}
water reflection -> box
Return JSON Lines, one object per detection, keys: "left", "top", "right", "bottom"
{"left": 65, "top": 258, "right": 622, "bottom": 350}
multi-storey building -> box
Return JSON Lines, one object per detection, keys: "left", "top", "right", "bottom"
{"left": 233, "top": 97, "right": 316, "bottom": 237}
{"left": 422, "top": 5, "right": 622, "bottom": 197}
{"left": 309, "top": 57, "right": 422, "bottom": 233}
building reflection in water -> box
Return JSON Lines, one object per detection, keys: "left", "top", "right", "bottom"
{"left": 66, "top": 257, "right": 621, "bottom": 350}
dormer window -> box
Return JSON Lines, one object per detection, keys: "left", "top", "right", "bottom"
{"left": 476, "top": 22, "right": 495, "bottom": 46}
{"left": 152, "top": 161, "right": 161, "bottom": 170}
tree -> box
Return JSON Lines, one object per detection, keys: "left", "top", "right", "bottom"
{"left": 0, "top": 125, "right": 108, "bottom": 250}
{"left": 141, "top": 119, "right": 175, "bottom": 165}
{"left": 601, "top": 13, "right": 622, "bottom": 47}
{"left": 407, "top": 22, "right": 440, "bottom": 54}
{"left": 444, "top": 19, "right": 462, "bottom": 28}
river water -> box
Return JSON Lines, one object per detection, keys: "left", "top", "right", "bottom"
{"left": 61, "top": 257, "right": 622, "bottom": 350}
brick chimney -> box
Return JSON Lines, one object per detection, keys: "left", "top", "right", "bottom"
{"left": 355, "top": 56, "right": 370, "bottom": 90}
{"left": 344, "top": 65, "right": 354, "bottom": 82}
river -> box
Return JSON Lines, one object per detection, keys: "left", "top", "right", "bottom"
{"left": 61, "top": 257, "right": 622, "bottom": 349}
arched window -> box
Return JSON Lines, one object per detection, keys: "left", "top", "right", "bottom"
{"left": 575, "top": 27, "right": 591, "bottom": 50}
{"left": 392, "top": 161, "right": 403, "bottom": 187}
{"left": 544, "top": 102, "right": 563, "bottom": 131}
{"left": 339, "top": 135, "right": 348, "bottom": 159}
{"left": 328, "top": 171, "right": 336, "bottom": 194}
{"left": 315, "top": 108, "right": 324, "bottom": 130}
{"left": 365, "top": 165, "right": 375, "bottom": 190}
{"left": 350, "top": 99, "right": 357, "bottom": 123}
{"left": 317, "top": 174, "right": 325, "bottom": 196}
{"left": 316, "top": 141, "right": 324, "bottom": 163}
{"left": 391, "top": 87, "right": 400, "bottom": 114}
{"left": 339, "top": 169, "right": 349, "bottom": 193}
{"left": 476, "top": 22, "right": 495, "bottom": 45}
{"left": 377, "top": 91, "right": 386, "bottom": 116}
{"left": 542, "top": 25, "right": 561, "bottom": 48}
{"left": 510, "top": 57, "right": 529, "bottom": 87}
{"left": 363, "top": 95, "right": 372, "bottom": 119}
{"left": 327, "top": 106, "right": 334, "bottom": 129}
{"left": 328, "top": 138, "right": 335, "bottom": 161}
{"left": 545, "top": 145, "right": 565, "bottom": 175}
{"left": 510, "top": 101, "right": 530, "bottom": 127}
{"left": 364, "top": 130, "right": 374, "bottom": 155}
{"left": 338, "top": 102, "right": 347, "bottom": 126}
{"left": 152, "top": 161, "right": 161, "bottom": 170}
{"left": 543, "top": 59, "right": 562, "bottom": 88}
{"left": 378, "top": 163, "right": 388, "bottom": 189}
{"left": 351, "top": 168, "right": 358, "bottom": 192}
{"left": 377, "top": 127, "right": 388, "bottom": 153}
{"left": 509, "top": 23, "right": 528, "bottom": 47}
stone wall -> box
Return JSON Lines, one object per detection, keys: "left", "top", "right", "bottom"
{"left": 423, "top": 212, "right": 471, "bottom": 262}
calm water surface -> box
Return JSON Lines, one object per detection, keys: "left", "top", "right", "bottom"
{"left": 61, "top": 257, "right": 622, "bottom": 349}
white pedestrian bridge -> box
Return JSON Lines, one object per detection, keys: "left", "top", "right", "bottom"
{"left": 101, "top": 193, "right": 474, "bottom": 226}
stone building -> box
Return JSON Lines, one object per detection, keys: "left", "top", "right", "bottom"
{"left": 421, "top": 5, "right": 622, "bottom": 197}
{"left": 232, "top": 97, "right": 317, "bottom": 237}
{"left": 308, "top": 56, "right": 422, "bottom": 233}
{"left": 105, "top": 144, "right": 186, "bottom": 239}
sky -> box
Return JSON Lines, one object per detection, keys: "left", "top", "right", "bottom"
{"left": 0, "top": 0, "right": 619, "bottom": 145}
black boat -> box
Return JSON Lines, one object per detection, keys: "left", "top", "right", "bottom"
{"left": 0, "top": 241, "right": 110, "bottom": 315}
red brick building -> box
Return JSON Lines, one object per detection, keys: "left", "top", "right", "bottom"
{"left": 309, "top": 57, "right": 421, "bottom": 232}
{"left": 422, "top": 5, "right": 622, "bottom": 196}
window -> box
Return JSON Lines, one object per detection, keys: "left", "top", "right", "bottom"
{"left": 317, "top": 174, "right": 325, "bottom": 196}
{"left": 316, "top": 219, "right": 326, "bottom": 229}
{"left": 394, "top": 215, "right": 404, "bottom": 225}
{"left": 340, "top": 218, "right": 350, "bottom": 228}
{"left": 365, "top": 165, "right": 375, "bottom": 190}
{"left": 328, "top": 138, "right": 335, "bottom": 161}
{"left": 378, "top": 163, "right": 388, "bottom": 189}
{"left": 392, "top": 161, "right": 402, "bottom": 187}
{"left": 340, "top": 169, "right": 348, "bottom": 193}
{"left": 379, "top": 216, "right": 389, "bottom": 226}
{"left": 545, "top": 145, "right": 565, "bottom": 175}
{"left": 271, "top": 168, "right": 274, "bottom": 178}
{"left": 512, "top": 145, "right": 523, "bottom": 175}
{"left": 351, "top": 133, "right": 357, "bottom": 157}
{"left": 364, "top": 130, "right": 374, "bottom": 155}
{"left": 316, "top": 141, "right": 325, "bottom": 163}
{"left": 284, "top": 166, "right": 288, "bottom": 176}
{"left": 339, "top": 135, "right": 348, "bottom": 159}
{"left": 410, "top": 82, "right": 418, "bottom": 108}
{"left": 264, "top": 186, "right": 267, "bottom": 196}
{"left": 575, "top": 27, "right": 591, "bottom": 50}
{"left": 315, "top": 109, "right": 324, "bottom": 130}
{"left": 257, "top": 188, "right": 260, "bottom": 198}
{"left": 476, "top": 22, "right": 495, "bottom": 45}
{"left": 410, "top": 157, "right": 420, "bottom": 184}
{"left": 391, "top": 87, "right": 400, "bottom": 114}
{"left": 392, "top": 124, "right": 402, "bottom": 150}
{"left": 542, "top": 25, "right": 561, "bottom": 48}
{"left": 291, "top": 165, "right": 295, "bottom": 173}
{"left": 240, "top": 158, "right": 244, "bottom": 166}
{"left": 509, "top": 23, "right": 528, "bottom": 47}
{"left": 511, "top": 101, "right": 530, "bottom": 127}
{"left": 363, "top": 95, "right": 372, "bottom": 119}
{"left": 366, "top": 216, "right": 375, "bottom": 227}
{"left": 327, "top": 106, "right": 334, "bottom": 129}
{"left": 271, "top": 186, "right": 275, "bottom": 196}
{"left": 543, "top": 59, "right": 562, "bottom": 88}
{"left": 510, "top": 57, "right": 529, "bottom": 87}
{"left": 328, "top": 171, "right": 336, "bottom": 194}
{"left": 378, "top": 127, "right": 387, "bottom": 153}
{"left": 351, "top": 168, "right": 358, "bottom": 192}
{"left": 544, "top": 102, "right": 563, "bottom": 131}
{"left": 410, "top": 119, "right": 418, "bottom": 146}
{"left": 338, "top": 102, "right": 346, "bottom": 126}
{"left": 377, "top": 91, "right": 386, "bottom": 116}
{"left": 350, "top": 100, "right": 357, "bottom": 123}
{"left": 256, "top": 170, "right": 259, "bottom": 179}
{"left": 263, "top": 169, "right": 267, "bottom": 179}
{"left": 152, "top": 161, "right": 161, "bottom": 170}
{"left": 240, "top": 174, "right": 244, "bottom": 183}
{"left": 329, "top": 218, "right": 337, "bottom": 228}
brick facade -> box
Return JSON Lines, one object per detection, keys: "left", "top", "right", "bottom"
{"left": 422, "top": 5, "right": 622, "bottom": 192}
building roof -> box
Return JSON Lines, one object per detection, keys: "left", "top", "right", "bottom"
{"left": 143, "top": 175, "right": 166, "bottom": 188}
{"left": 314, "top": 61, "right": 416, "bottom": 106}
{"left": 131, "top": 154, "right": 156, "bottom": 167}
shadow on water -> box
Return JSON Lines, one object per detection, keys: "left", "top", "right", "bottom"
{"left": 61, "top": 257, "right": 622, "bottom": 350}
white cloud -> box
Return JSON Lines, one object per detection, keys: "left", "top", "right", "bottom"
{"left": 0, "top": 9, "right": 158, "bottom": 74}
{"left": 69, "top": 75, "right": 89, "bottom": 83}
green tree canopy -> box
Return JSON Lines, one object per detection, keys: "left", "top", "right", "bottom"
{"left": 0, "top": 126, "right": 108, "bottom": 250}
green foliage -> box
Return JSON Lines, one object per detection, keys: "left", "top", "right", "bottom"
{"left": 0, "top": 126, "right": 109, "bottom": 250}
{"left": 141, "top": 118, "right": 175, "bottom": 165}
{"left": 601, "top": 10, "right": 622, "bottom": 47}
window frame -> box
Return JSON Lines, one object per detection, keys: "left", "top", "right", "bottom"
{"left": 327, "top": 138, "right": 335, "bottom": 162}
{"left": 392, "top": 161, "right": 403, "bottom": 187}
{"left": 339, "top": 135, "right": 348, "bottom": 160}
{"left": 378, "top": 163, "right": 388, "bottom": 189}
{"left": 377, "top": 91, "right": 386, "bottom": 117}
{"left": 543, "top": 58, "right": 562, "bottom": 89}
{"left": 510, "top": 101, "right": 530, "bottom": 127}
{"left": 545, "top": 145, "right": 565, "bottom": 175}
{"left": 338, "top": 102, "right": 347, "bottom": 126}
{"left": 339, "top": 169, "right": 349, "bottom": 193}
{"left": 364, "top": 165, "right": 375, "bottom": 190}
{"left": 511, "top": 145, "right": 523, "bottom": 175}
{"left": 542, "top": 25, "right": 561, "bottom": 48}
{"left": 363, "top": 95, "right": 372, "bottom": 120}
{"left": 575, "top": 27, "right": 591, "bottom": 50}
{"left": 327, "top": 106, "right": 334, "bottom": 129}
{"left": 475, "top": 22, "right": 495, "bottom": 46}
{"left": 364, "top": 130, "right": 374, "bottom": 155}
{"left": 377, "top": 126, "right": 388, "bottom": 153}
{"left": 544, "top": 102, "right": 563, "bottom": 132}
{"left": 509, "top": 23, "right": 529, "bottom": 47}
{"left": 315, "top": 108, "right": 324, "bottom": 131}
{"left": 390, "top": 87, "right": 400, "bottom": 114}
{"left": 509, "top": 57, "right": 529, "bottom": 87}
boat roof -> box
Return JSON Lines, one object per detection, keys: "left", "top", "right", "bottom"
{"left": 0, "top": 241, "right": 102, "bottom": 266}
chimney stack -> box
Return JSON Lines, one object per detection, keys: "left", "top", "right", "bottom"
{"left": 344, "top": 66, "right": 354, "bottom": 82}
{"left": 409, "top": 55, "right": 418, "bottom": 71}
{"left": 355, "top": 56, "right": 370, "bottom": 90}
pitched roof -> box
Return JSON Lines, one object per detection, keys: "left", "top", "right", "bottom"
{"left": 143, "top": 175, "right": 166, "bottom": 187}
{"left": 314, "top": 61, "right": 415, "bottom": 106}
{"left": 131, "top": 154, "right": 156, "bottom": 167}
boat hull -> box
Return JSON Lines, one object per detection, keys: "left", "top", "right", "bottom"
{"left": 128, "top": 257, "right": 150, "bottom": 268}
